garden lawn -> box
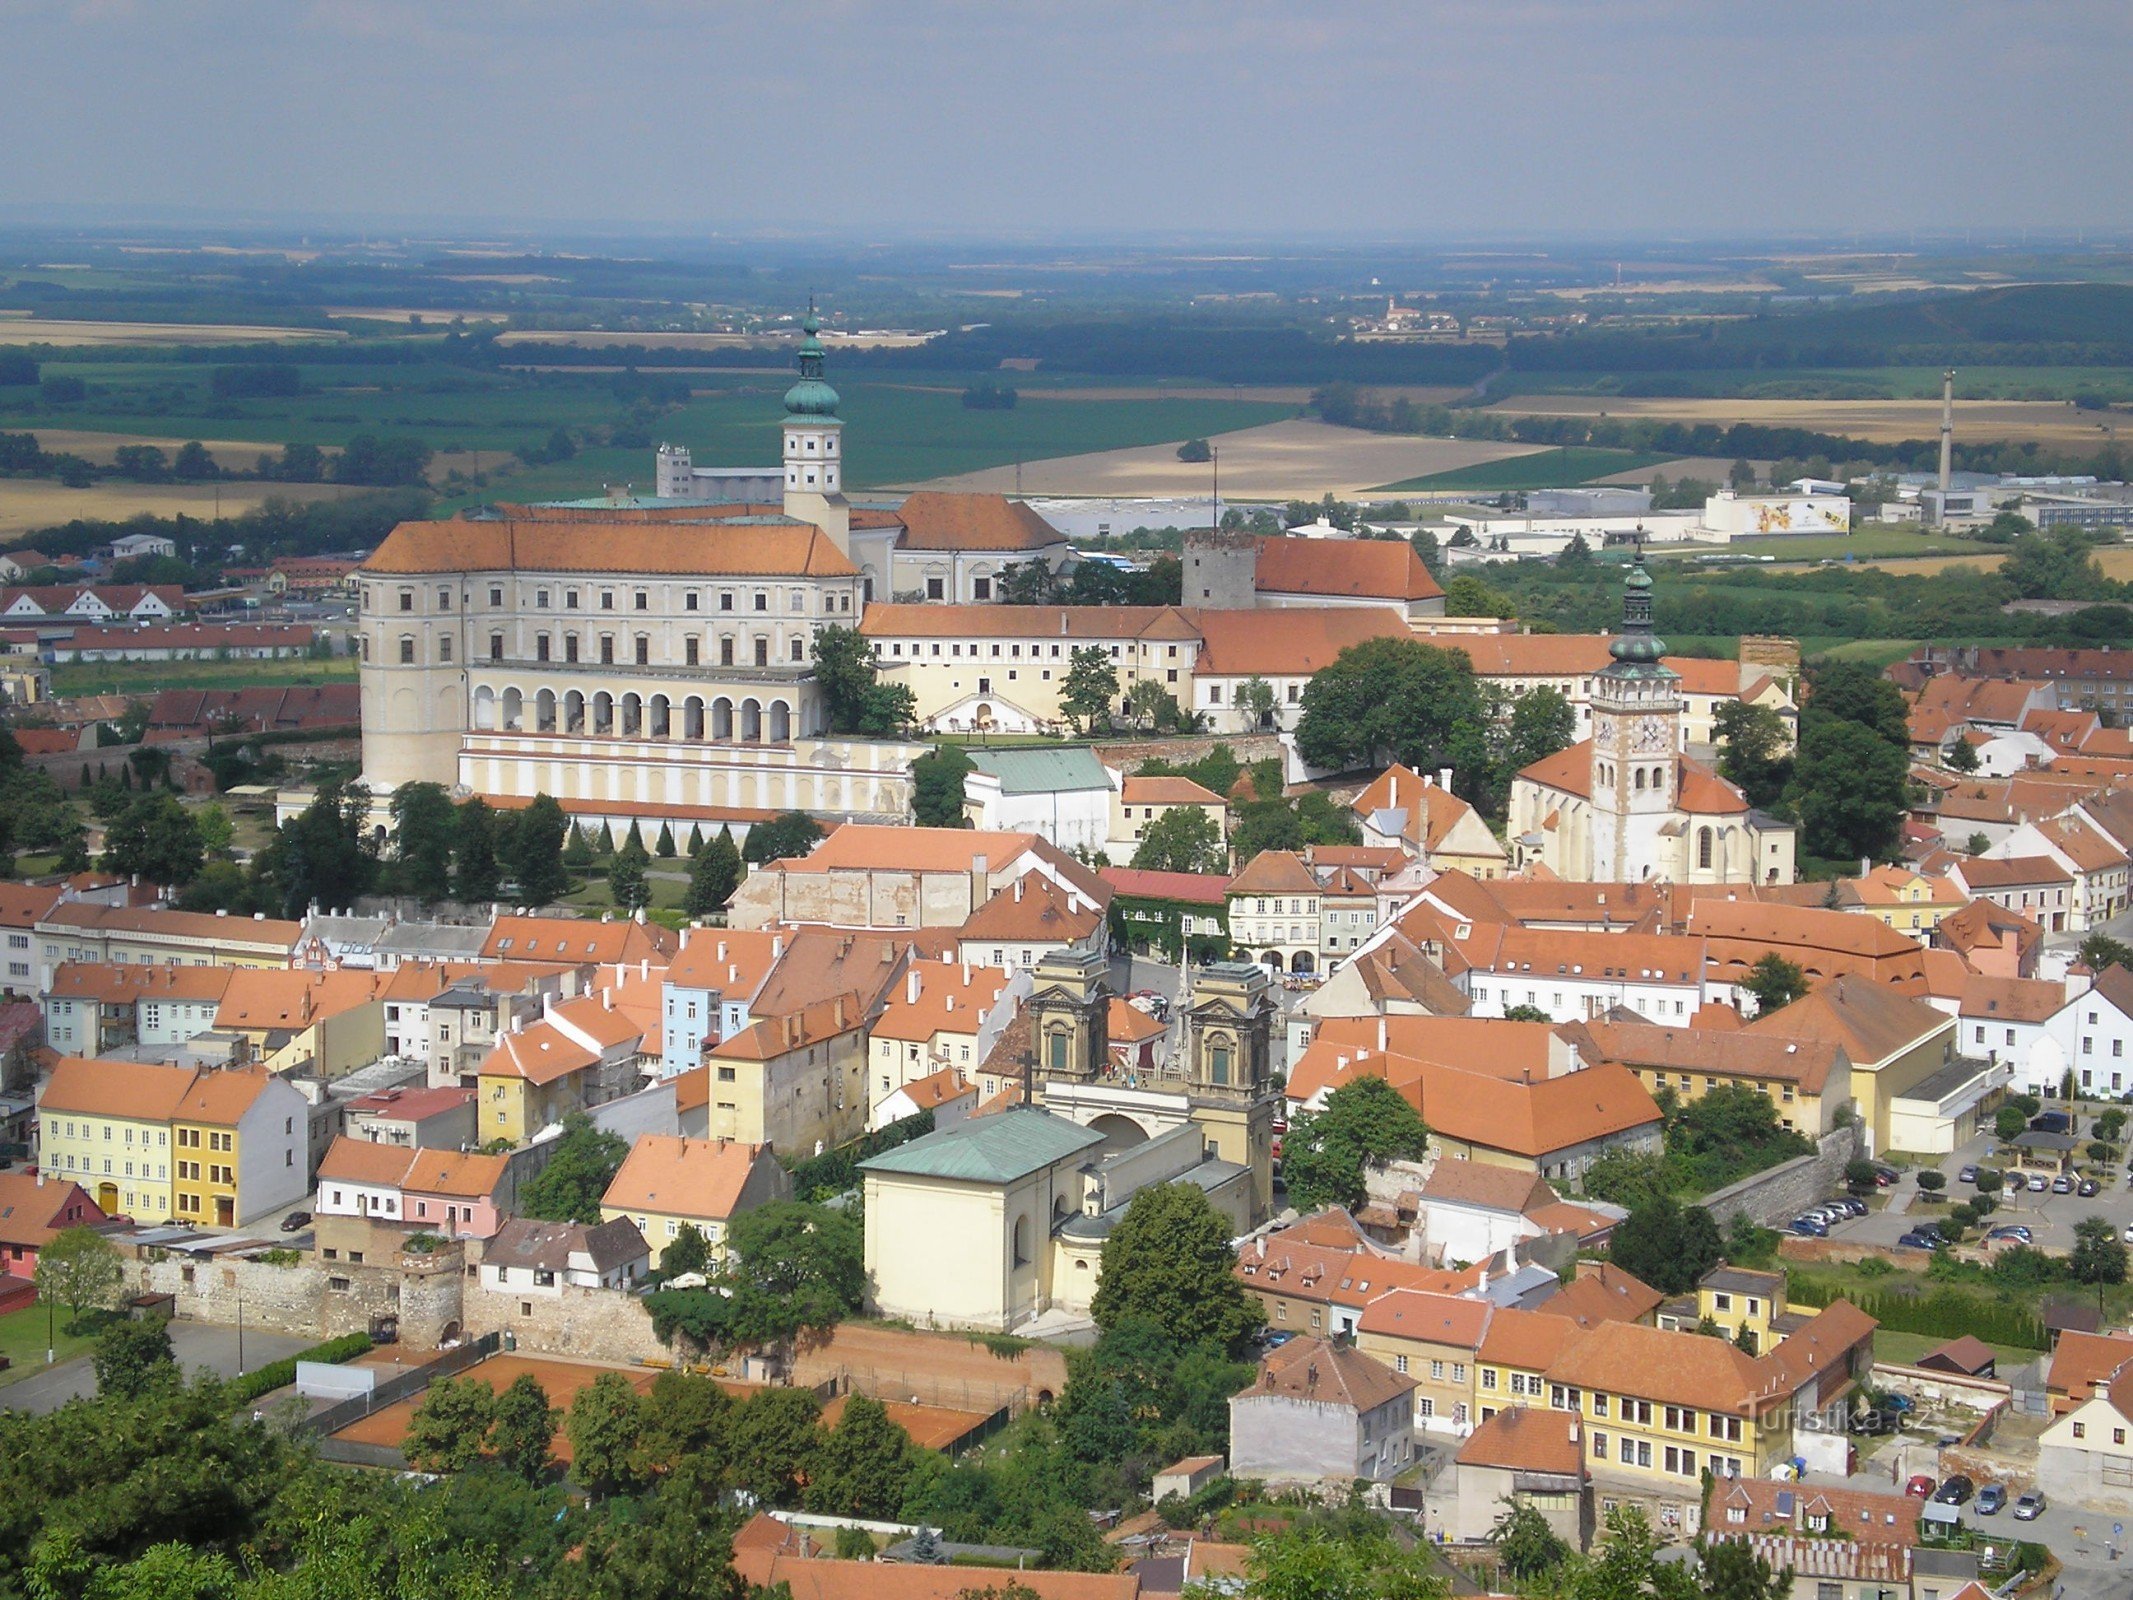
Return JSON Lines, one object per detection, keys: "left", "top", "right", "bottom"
{"left": 0, "top": 1300, "right": 100, "bottom": 1388}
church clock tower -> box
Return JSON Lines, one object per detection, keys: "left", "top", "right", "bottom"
{"left": 781, "top": 303, "right": 850, "bottom": 556}
{"left": 1589, "top": 558, "right": 1681, "bottom": 882}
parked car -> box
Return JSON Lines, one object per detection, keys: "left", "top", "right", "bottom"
{"left": 2080, "top": 1177, "right": 2100, "bottom": 1197}
{"left": 1959, "top": 1165, "right": 1978, "bottom": 1183}
{"left": 1873, "top": 1165, "right": 1899, "bottom": 1188}
{"left": 1986, "top": 1225, "right": 2034, "bottom": 1245}
{"left": 1789, "top": 1216, "right": 1829, "bottom": 1237}
{"left": 2029, "top": 1172, "right": 2052, "bottom": 1192}
{"left": 2053, "top": 1174, "right": 2073, "bottom": 1194}
{"left": 1974, "top": 1483, "right": 2007, "bottom": 1516}
{"left": 2122, "top": 1222, "right": 2133, "bottom": 1244}
{"left": 1904, "top": 1475, "right": 1936, "bottom": 1498}
{"left": 2032, "top": 1111, "right": 2073, "bottom": 1135}
{"left": 1896, "top": 1230, "right": 1941, "bottom": 1250}
{"left": 1828, "top": 1197, "right": 1866, "bottom": 1218}
{"left": 2012, "top": 1490, "right": 2046, "bottom": 1520}
{"left": 1933, "top": 1474, "right": 1974, "bottom": 1505}
{"left": 279, "top": 1210, "right": 312, "bottom": 1233}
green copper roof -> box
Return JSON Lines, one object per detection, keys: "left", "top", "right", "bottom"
{"left": 860, "top": 1107, "right": 1103, "bottom": 1184}
{"left": 966, "top": 745, "right": 1110, "bottom": 796}
{"left": 784, "top": 304, "right": 840, "bottom": 418}
{"left": 1607, "top": 559, "right": 1667, "bottom": 665}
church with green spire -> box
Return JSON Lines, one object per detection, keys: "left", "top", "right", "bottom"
{"left": 1504, "top": 561, "right": 1796, "bottom": 886}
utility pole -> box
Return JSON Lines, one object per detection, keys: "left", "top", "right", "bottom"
{"left": 1211, "top": 446, "right": 1221, "bottom": 531}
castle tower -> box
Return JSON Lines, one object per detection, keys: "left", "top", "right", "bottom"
{"left": 781, "top": 304, "right": 850, "bottom": 555}
{"left": 1589, "top": 558, "right": 1681, "bottom": 882}
{"left": 1028, "top": 947, "right": 1111, "bottom": 1091}
{"left": 1183, "top": 961, "right": 1280, "bottom": 1223}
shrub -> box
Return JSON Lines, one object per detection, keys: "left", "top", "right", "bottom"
{"left": 227, "top": 1330, "right": 373, "bottom": 1407}
{"left": 1916, "top": 1170, "right": 1947, "bottom": 1195}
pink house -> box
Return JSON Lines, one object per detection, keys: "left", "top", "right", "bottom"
{"left": 0, "top": 1170, "right": 107, "bottom": 1280}
{"left": 400, "top": 1148, "right": 510, "bottom": 1241}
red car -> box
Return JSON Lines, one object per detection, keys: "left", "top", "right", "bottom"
{"left": 1904, "top": 1475, "right": 1935, "bottom": 1498}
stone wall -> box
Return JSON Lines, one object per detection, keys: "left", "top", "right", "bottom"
{"left": 1092, "top": 731, "right": 1284, "bottom": 773}
{"left": 1695, "top": 1124, "right": 1861, "bottom": 1228}
{"left": 461, "top": 1281, "right": 670, "bottom": 1365}
{"left": 127, "top": 1239, "right": 465, "bottom": 1347}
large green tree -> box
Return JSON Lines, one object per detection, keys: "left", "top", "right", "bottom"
{"left": 91, "top": 1317, "right": 177, "bottom": 1400}
{"left": 1800, "top": 660, "right": 1908, "bottom": 749}
{"left": 388, "top": 782, "right": 458, "bottom": 901}
{"left": 35, "top": 1225, "right": 125, "bottom": 1327}
{"left": 1606, "top": 1194, "right": 1725, "bottom": 1296}
{"left": 518, "top": 1113, "right": 629, "bottom": 1224}
{"left": 254, "top": 782, "right": 376, "bottom": 919}
{"left": 1295, "top": 637, "right": 1489, "bottom": 790}
{"left": 1282, "top": 1076, "right": 1431, "bottom": 1214}
{"left": 2072, "top": 1214, "right": 2129, "bottom": 1285}
{"left": 1741, "top": 951, "right": 1807, "bottom": 1015}
{"left": 683, "top": 827, "right": 744, "bottom": 918}
{"left": 743, "top": 809, "right": 824, "bottom": 866}
{"left": 911, "top": 745, "right": 974, "bottom": 829}
{"left": 1089, "top": 1183, "right": 1261, "bottom": 1356}
{"left": 607, "top": 835, "right": 652, "bottom": 913}
{"left": 403, "top": 1376, "right": 498, "bottom": 1473}
{"left": 452, "top": 798, "right": 503, "bottom": 903}
{"left": 1130, "top": 804, "right": 1227, "bottom": 875}
{"left": 487, "top": 1373, "right": 558, "bottom": 1485}
{"left": 566, "top": 1371, "right": 652, "bottom": 1499}
{"left": 804, "top": 1394, "right": 916, "bottom": 1519}
{"left": 1713, "top": 700, "right": 1794, "bottom": 812}
{"left": 1060, "top": 646, "right": 1120, "bottom": 735}
{"left": 727, "top": 1387, "right": 823, "bottom": 1505}
{"left": 811, "top": 623, "right": 914, "bottom": 735}
{"left": 1486, "top": 686, "right": 1577, "bottom": 815}
{"left": 1790, "top": 718, "right": 1909, "bottom": 864}
{"left": 100, "top": 793, "right": 205, "bottom": 888}
{"left": 502, "top": 793, "right": 571, "bottom": 905}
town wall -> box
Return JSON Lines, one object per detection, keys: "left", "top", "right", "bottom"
{"left": 461, "top": 1281, "right": 671, "bottom": 1365}
{"left": 127, "top": 1239, "right": 465, "bottom": 1347}
{"left": 1695, "top": 1124, "right": 1861, "bottom": 1228}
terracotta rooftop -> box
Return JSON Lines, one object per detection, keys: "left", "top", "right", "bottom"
{"left": 1251, "top": 535, "right": 1442, "bottom": 603}
{"left": 1748, "top": 975, "right": 1951, "bottom": 1067}
{"left": 1227, "top": 849, "right": 1321, "bottom": 898}
{"left": 892, "top": 491, "right": 1068, "bottom": 553}
{"left": 601, "top": 1134, "right": 780, "bottom": 1222}
{"left": 1455, "top": 1404, "right": 1585, "bottom": 1475}
{"left": 1235, "top": 1335, "right": 1415, "bottom": 1414}
{"left": 361, "top": 517, "right": 859, "bottom": 578}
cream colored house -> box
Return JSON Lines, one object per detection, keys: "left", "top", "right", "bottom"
{"left": 704, "top": 993, "right": 871, "bottom": 1154}
{"left": 599, "top": 1134, "right": 791, "bottom": 1267}
{"left": 1109, "top": 773, "right": 1228, "bottom": 863}
{"left": 1351, "top": 764, "right": 1509, "bottom": 879}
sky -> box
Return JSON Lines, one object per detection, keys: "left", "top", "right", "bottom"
{"left": 2, "top": 0, "right": 2131, "bottom": 240}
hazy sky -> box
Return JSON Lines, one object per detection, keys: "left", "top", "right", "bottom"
{"left": 3, "top": 0, "right": 2130, "bottom": 239}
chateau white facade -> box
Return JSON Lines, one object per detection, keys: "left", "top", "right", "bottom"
{"left": 355, "top": 312, "right": 926, "bottom": 830}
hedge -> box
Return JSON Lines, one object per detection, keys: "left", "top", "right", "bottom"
{"left": 228, "top": 1330, "right": 373, "bottom": 1406}
{"left": 1789, "top": 1279, "right": 2046, "bottom": 1351}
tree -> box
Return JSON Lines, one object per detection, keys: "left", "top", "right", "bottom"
{"left": 653, "top": 821, "right": 676, "bottom": 859}
{"left": 805, "top": 1394, "right": 917, "bottom": 1518}
{"left": 502, "top": 793, "right": 570, "bottom": 905}
{"left": 1607, "top": 1195, "right": 1724, "bottom": 1295}
{"left": 92, "top": 1316, "right": 177, "bottom": 1399}
{"left": 1130, "top": 805, "right": 1227, "bottom": 875}
{"left": 1916, "top": 1169, "right": 1946, "bottom": 1196}
{"left": 2071, "top": 1215, "right": 2129, "bottom": 1286}
{"left": 716, "top": 1200, "right": 865, "bottom": 1350}
{"left": 1236, "top": 675, "right": 1277, "bottom": 731}
{"left": 2078, "top": 933, "right": 2133, "bottom": 975}
{"left": 813, "top": 624, "right": 891, "bottom": 736}
{"left": 744, "top": 809, "right": 825, "bottom": 866}
{"left": 172, "top": 441, "right": 218, "bottom": 481}
{"left": 607, "top": 835, "right": 652, "bottom": 913}
{"left": 487, "top": 1373, "right": 558, "bottom": 1484}
{"left": 1742, "top": 952, "right": 1808, "bottom": 1016}
{"left": 1845, "top": 1157, "right": 1880, "bottom": 1196}
{"left": 683, "top": 827, "right": 744, "bottom": 918}
{"left": 1090, "top": 1183, "right": 1262, "bottom": 1356}
{"left": 1409, "top": 526, "right": 1441, "bottom": 577}
{"left": 1995, "top": 1105, "right": 2028, "bottom": 1142}
{"left": 728, "top": 1386, "right": 824, "bottom": 1505}
{"left": 1294, "top": 637, "right": 1489, "bottom": 794}
{"left": 519, "top": 1113, "right": 629, "bottom": 1223}
{"left": 1230, "top": 798, "right": 1305, "bottom": 861}
{"left": 1801, "top": 660, "right": 1909, "bottom": 749}
{"left": 1699, "top": 1535, "right": 1793, "bottom": 1600}
{"left": 565, "top": 1370, "right": 652, "bottom": 1498}
{"left": 403, "top": 1376, "right": 498, "bottom": 1473}
{"left": 254, "top": 781, "right": 376, "bottom": 919}
{"left": 1125, "top": 677, "right": 1174, "bottom": 730}
{"left": 1490, "top": 686, "right": 1576, "bottom": 814}
{"left": 1502, "top": 1004, "right": 1553, "bottom": 1023}
{"left": 658, "top": 1223, "right": 710, "bottom": 1280}
{"left": 100, "top": 793, "right": 204, "bottom": 887}
{"left": 195, "top": 802, "right": 234, "bottom": 858}
{"left": 911, "top": 745, "right": 974, "bottom": 829}
{"left": 35, "top": 1225, "right": 124, "bottom": 1328}
{"left": 453, "top": 797, "right": 503, "bottom": 903}
{"left": 1282, "top": 1075, "right": 1431, "bottom": 1214}
{"left": 1176, "top": 438, "right": 1212, "bottom": 464}
{"left": 389, "top": 782, "right": 458, "bottom": 901}
{"left": 1060, "top": 646, "right": 1119, "bottom": 735}
{"left": 1944, "top": 736, "right": 1980, "bottom": 773}
{"left": 1790, "top": 718, "right": 1909, "bottom": 864}
{"left": 1713, "top": 700, "right": 1794, "bottom": 812}
{"left": 1490, "top": 1499, "right": 1571, "bottom": 1581}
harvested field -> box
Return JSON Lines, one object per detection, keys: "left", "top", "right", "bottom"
{"left": 1590, "top": 455, "right": 1746, "bottom": 486}
{"left": 911, "top": 417, "right": 1543, "bottom": 500}
{"left": 0, "top": 316, "right": 342, "bottom": 347}
{"left": 0, "top": 479, "right": 343, "bottom": 537}
{"left": 17, "top": 429, "right": 278, "bottom": 468}
{"left": 1489, "top": 394, "right": 2123, "bottom": 449}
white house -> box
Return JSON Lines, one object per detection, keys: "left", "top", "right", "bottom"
{"left": 478, "top": 1216, "right": 648, "bottom": 1296}
{"left": 961, "top": 746, "right": 1111, "bottom": 857}
{"left": 111, "top": 532, "right": 178, "bottom": 561}
{"left": 2045, "top": 966, "right": 2133, "bottom": 1099}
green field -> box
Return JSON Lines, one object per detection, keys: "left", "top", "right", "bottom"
{"left": 51, "top": 656, "right": 355, "bottom": 699}
{"left": 1646, "top": 528, "right": 2007, "bottom": 564}
{"left": 0, "top": 1300, "right": 98, "bottom": 1389}
{"left": 1488, "top": 364, "right": 2133, "bottom": 403}
{"left": 1373, "top": 446, "right": 1670, "bottom": 493}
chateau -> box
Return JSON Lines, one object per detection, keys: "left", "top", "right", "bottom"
{"left": 1506, "top": 563, "right": 1796, "bottom": 885}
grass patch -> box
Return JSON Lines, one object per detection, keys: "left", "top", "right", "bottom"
{"left": 1649, "top": 528, "right": 2008, "bottom": 564}
{"left": 1371, "top": 445, "right": 1671, "bottom": 493}
{"left": 0, "top": 1299, "right": 100, "bottom": 1388}
{"left": 1872, "top": 1328, "right": 2035, "bottom": 1373}
{"left": 51, "top": 656, "right": 356, "bottom": 699}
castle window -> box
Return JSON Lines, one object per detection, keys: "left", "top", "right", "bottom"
{"left": 754, "top": 591, "right": 768, "bottom": 612}
{"left": 600, "top": 636, "right": 614, "bottom": 665}
{"left": 398, "top": 590, "right": 413, "bottom": 612}
{"left": 1049, "top": 1030, "right": 1069, "bottom": 1073}
{"left": 398, "top": 636, "right": 415, "bottom": 664}
{"left": 600, "top": 592, "right": 614, "bottom": 611}
{"left": 754, "top": 637, "right": 769, "bottom": 667}
{"left": 720, "top": 638, "right": 735, "bottom": 667}
{"left": 564, "top": 635, "right": 578, "bottom": 664}
{"left": 927, "top": 578, "right": 945, "bottom": 600}
{"left": 1210, "top": 1042, "right": 1231, "bottom": 1086}
{"left": 489, "top": 587, "right": 503, "bottom": 607}
{"left": 686, "top": 592, "right": 700, "bottom": 611}
{"left": 1698, "top": 827, "right": 1713, "bottom": 870}
{"left": 437, "top": 587, "right": 451, "bottom": 609}
{"left": 438, "top": 635, "right": 453, "bottom": 662}
{"left": 536, "top": 590, "right": 550, "bottom": 609}
{"left": 1634, "top": 768, "right": 1646, "bottom": 791}
{"left": 566, "top": 590, "right": 580, "bottom": 609}
{"left": 634, "top": 591, "right": 648, "bottom": 611}
{"left": 686, "top": 638, "right": 700, "bottom": 666}
{"left": 721, "top": 592, "right": 734, "bottom": 611}
{"left": 489, "top": 634, "right": 504, "bottom": 662}
{"left": 791, "top": 637, "right": 805, "bottom": 662}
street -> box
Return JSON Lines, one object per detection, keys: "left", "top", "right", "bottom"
{"left": 1, "top": 1320, "right": 311, "bottom": 1416}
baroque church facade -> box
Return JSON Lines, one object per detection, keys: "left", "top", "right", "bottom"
{"left": 1506, "top": 563, "right": 1797, "bottom": 886}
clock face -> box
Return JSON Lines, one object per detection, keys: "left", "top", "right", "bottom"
{"left": 1631, "top": 716, "right": 1670, "bottom": 754}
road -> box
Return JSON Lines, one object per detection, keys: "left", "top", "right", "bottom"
{"left": 1, "top": 1320, "right": 312, "bottom": 1415}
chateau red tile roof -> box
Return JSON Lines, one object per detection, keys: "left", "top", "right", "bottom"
{"left": 1566, "top": 1019, "right": 1846, "bottom": 1096}
{"left": 362, "top": 517, "right": 858, "bottom": 578}
{"left": 1120, "top": 774, "right": 1226, "bottom": 807}
{"left": 1251, "top": 535, "right": 1442, "bottom": 603}
{"left": 1357, "top": 1288, "right": 1493, "bottom": 1348}
{"left": 1515, "top": 740, "right": 1750, "bottom": 815}
{"left": 958, "top": 872, "right": 1102, "bottom": 944}
{"left": 1444, "top": 634, "right": 1614, "bottom": 679}
{"left": 1227, "top": 849, "right": 1320, "bottom": 897}
{"left": 601, "top": 1135, "right": 780, "bottom": 1222}
{"left": 891, "top": 491, "right": 1069, "bottom": 553}
{"left": 1236, "top": 1335, "right": 1415, "bottom": 1413}
{"left": 1748, "top": 975, "right": 1951, "bottom": 1066}
{"left": 1190, "top": 606, "right": 1411, "bottom": 677}
{"left": 1533, "top": 1263, "right": 1664, "bottom": 1329}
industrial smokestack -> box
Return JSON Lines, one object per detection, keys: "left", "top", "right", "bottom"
{"left": 1938, "top": 369, "right": 1955, "bottom": 498}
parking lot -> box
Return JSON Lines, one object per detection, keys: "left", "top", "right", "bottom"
{"left": 1815, "top": 1128, "right": 2133, "bottom": 1258}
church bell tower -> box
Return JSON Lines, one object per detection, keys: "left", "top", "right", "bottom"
{"left": 1589, "top": 557, "right": 1682, "bottom": 881}
{"left": 1183, "top": 961, "right": 1280, "bottom": 1224}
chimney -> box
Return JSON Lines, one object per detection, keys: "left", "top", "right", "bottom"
{"left": 772, "top": 935, "right": 784, "bottom": 959}
{"left": 718, "top": 940, "right": 728, "bottom": 960}
{"left": 1438, "top": 767, "right": 1452, "bottom": 791}
{"left": 1376, "top": 1015, "right": 1387, "bottom": 1052}
{"left": 1014, "top": 879, "right": 1024, "bottom": 903}
{"left": 603, "top": 989, "right": 614, "bottom": 1010}
{"left": 945, "top": 994, "right": 955, "bottom": 1013}
{"left": 907, "top": 968, "right": 920, "bottom": 1005}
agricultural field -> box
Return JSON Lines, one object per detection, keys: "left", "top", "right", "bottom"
{"left": 1486, "top": 392, "right": 2124, "bottom": 449}
{"left": 1647, "top": 528, "right": 2006, "bottom": 563}
{"left": 51, "top": 655, "right": 355, "bottom": 699}
{"left": 1373, "top": 445, "right": 1672, "bottom": 493}
{"left": 915, "top": 417, "right": 1543, "bottom": 500}
{"left": 0, "top": 316, "right": 344, "bottom": 346}
{"left": 1489, "top": 364, "right": 2133, "bottom": 403}
{"left": 0, "top": 478, "right": 344, "bottom": 537}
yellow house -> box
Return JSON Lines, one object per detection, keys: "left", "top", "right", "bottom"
{"left": 705, "top": 993, "right": 871, "bottom": 1153}
{"left": 169, "top": 1064, "right": 309, "bottom": 1227}
{"left": 1747, "top": 975, "right": 1963, "bottom": 1156}
{"left": 1474, "top": 1306, "right": 1592, "bottom": 1425}
{"left": 1656, "top": 1266, "right": 1791, "bottom": 1353}
{"left": 1110, "top": 773, "right": 1229, "bottom": 861}
{"left": 38, "top": 1056, "right": 308, "bottom": 1224}
{"left": 37, "top": 1057, "right": 190, "bottom": 1219}
{"left": 599, "top": 1134, "right": 791, "bottom": 1268}
{"left": 35, "top": 904, "right": 303, "bottom": 992}
{"left": 1355, "top": 1287, "right": 1494, "bottom": 1435}
{"left": 1841, "top": 866, "right": 1969, "bottom": 935}
{"left": 476, "top": 978, "right": 655, "bottom": 1144}
{"left": 1546, "top": 1302, "right": 1877, "bottom": 1488}
{"left": 1569, "top": 1019, "right": 1854, "bottom": 1138}
{"left": 212, "top": 969, "right": 389, "bottom": 1080}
